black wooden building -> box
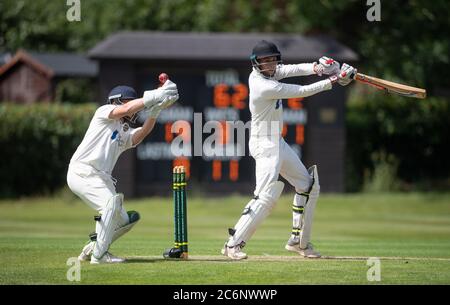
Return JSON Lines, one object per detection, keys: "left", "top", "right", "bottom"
{"left": 88, "top": 31, "right": 358, "bottom": 196}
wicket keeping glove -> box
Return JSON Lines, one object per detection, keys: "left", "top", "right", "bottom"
{"left": 142, "top": 80, "right": 178, "bottom": 108}
{"left": 145, "top": 102, "right": 164, "bottom": 119}
{"left": 145, "top": 93, "right": 179, "bottom": 119}
{"left": 160, "top": 93, "right": 179, "bottom": 109}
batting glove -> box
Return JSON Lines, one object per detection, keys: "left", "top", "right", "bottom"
{"left": 337, "top": 63, "right": 357, "bottom": 86}
{"left": 314, "top": 56, "right": 340, "bottom": 76}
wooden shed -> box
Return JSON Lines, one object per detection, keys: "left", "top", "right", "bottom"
{"left": 0, "top": 51, "right": 54, "bottom": 103}
{"left": 0, "top": 50, "right": 98, "bottom": 103}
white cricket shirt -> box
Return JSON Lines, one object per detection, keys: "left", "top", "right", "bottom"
{"left": 69, "top": 105, "right": 140, "bottom": 175}
{"left": 248, "top": 64, "right": 332, "bottom": 138}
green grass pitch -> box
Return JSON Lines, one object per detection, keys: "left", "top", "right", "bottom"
{"left": 0, "top": 192, "right": 449, "bottom": 284}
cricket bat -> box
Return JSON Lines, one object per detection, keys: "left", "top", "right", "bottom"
{"left": 352, "top": 72, "right": 426, "bottom": 99}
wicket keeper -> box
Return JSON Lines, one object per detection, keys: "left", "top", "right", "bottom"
{"left": 67, "top": 80, "right": 179, "bottom": 264}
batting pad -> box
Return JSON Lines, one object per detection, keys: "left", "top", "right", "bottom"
{"left": 291, "top": 193, "right": 307, "bottom": 238}
{"left": 111, "top": 211, "right": 140, "bottom": 243}
{"left": 228, "top": 181, "right": 285, "bottom": 248}
{"left": 93, "top": 194, "right": 123, "bottom": 259}
{"left": 300, "top": 165, "right": 320, "bottom": 248}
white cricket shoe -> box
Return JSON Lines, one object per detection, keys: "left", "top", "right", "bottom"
{"left": 90, "top": 252, "right": 126, "bottom": 264}
{"left": 221, "top": 243, "right": 248, "bottom": 260}
{"left": 285, "top": 239, "right": 321, "bottom": 258}
{"left": 78, "top": 241, "right": 94, "bottom": 261}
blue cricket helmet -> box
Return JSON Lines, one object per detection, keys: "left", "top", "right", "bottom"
{"left": 107, "top": 85, "right": 138, "bottom": 103}
{"left": 107, "top": 85, "right": 140, "bottom": 125}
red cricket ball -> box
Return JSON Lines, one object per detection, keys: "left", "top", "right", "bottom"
{"left": 159, "top": 73, "right": 169, "bottom": 84}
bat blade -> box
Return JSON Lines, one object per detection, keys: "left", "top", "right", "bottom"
{"left": 354, "top": 73, "right": 426, "bottom": 99}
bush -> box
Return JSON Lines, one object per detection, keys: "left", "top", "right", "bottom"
{"left": 54, "top": 79, "right": 97, "bottom": 104}
{"left": 0, "top": 103, "right": 96, "bottom": 197}
{"left": 346, "top": 91, "right": 450, "bottom": 192}
{"left": 362, "top": 152, "right": 401, "bottom": 193}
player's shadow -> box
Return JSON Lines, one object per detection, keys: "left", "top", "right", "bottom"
{"left": 124, "top": 257, "right": 166, "bottom": 264}
{"left": 124, "top": 256, "right": 232, "bottom": 263}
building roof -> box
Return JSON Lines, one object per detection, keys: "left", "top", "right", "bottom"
{"left": 0, "top": 53, "right": 12, "bottom": 66}
{"left": 88, "top": 31, "right": 359, "bottom": 62}
{"left": 0, "top": 50, "right": 54, "bottom": 78}
{"left": 28, "top": 52, "right": 98, "bottom": 77}
{"left": 0, "top": 50, "right": 98, "bottom": 78}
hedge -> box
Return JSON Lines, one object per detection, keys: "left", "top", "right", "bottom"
{"left": 346, "top": 92, "right": 450, "bottom": 191}
{"left": 0, "top": 103, "right": 96, "bottom": 197}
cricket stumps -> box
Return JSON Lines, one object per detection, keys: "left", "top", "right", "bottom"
{"left": 163, "top": 166, "right": 188, "bottom": 259}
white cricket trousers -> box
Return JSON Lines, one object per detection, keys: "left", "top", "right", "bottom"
{"left": 67, "top": 162, "right": 128, "bottom": 224}
{"left": 249, "top": 136, "right": 312, "bottom": 196}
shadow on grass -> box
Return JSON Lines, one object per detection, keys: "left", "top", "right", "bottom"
{"left": 124, "top": 256, "right": 233, "bottom": 263}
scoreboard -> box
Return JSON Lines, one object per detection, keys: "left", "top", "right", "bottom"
{"left": 134, "top": 67, "right": 309, "bottom": 195}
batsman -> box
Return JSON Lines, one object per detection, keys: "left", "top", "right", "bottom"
{"left": 222, "top": 40, "right": 356, "bottom": 260}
